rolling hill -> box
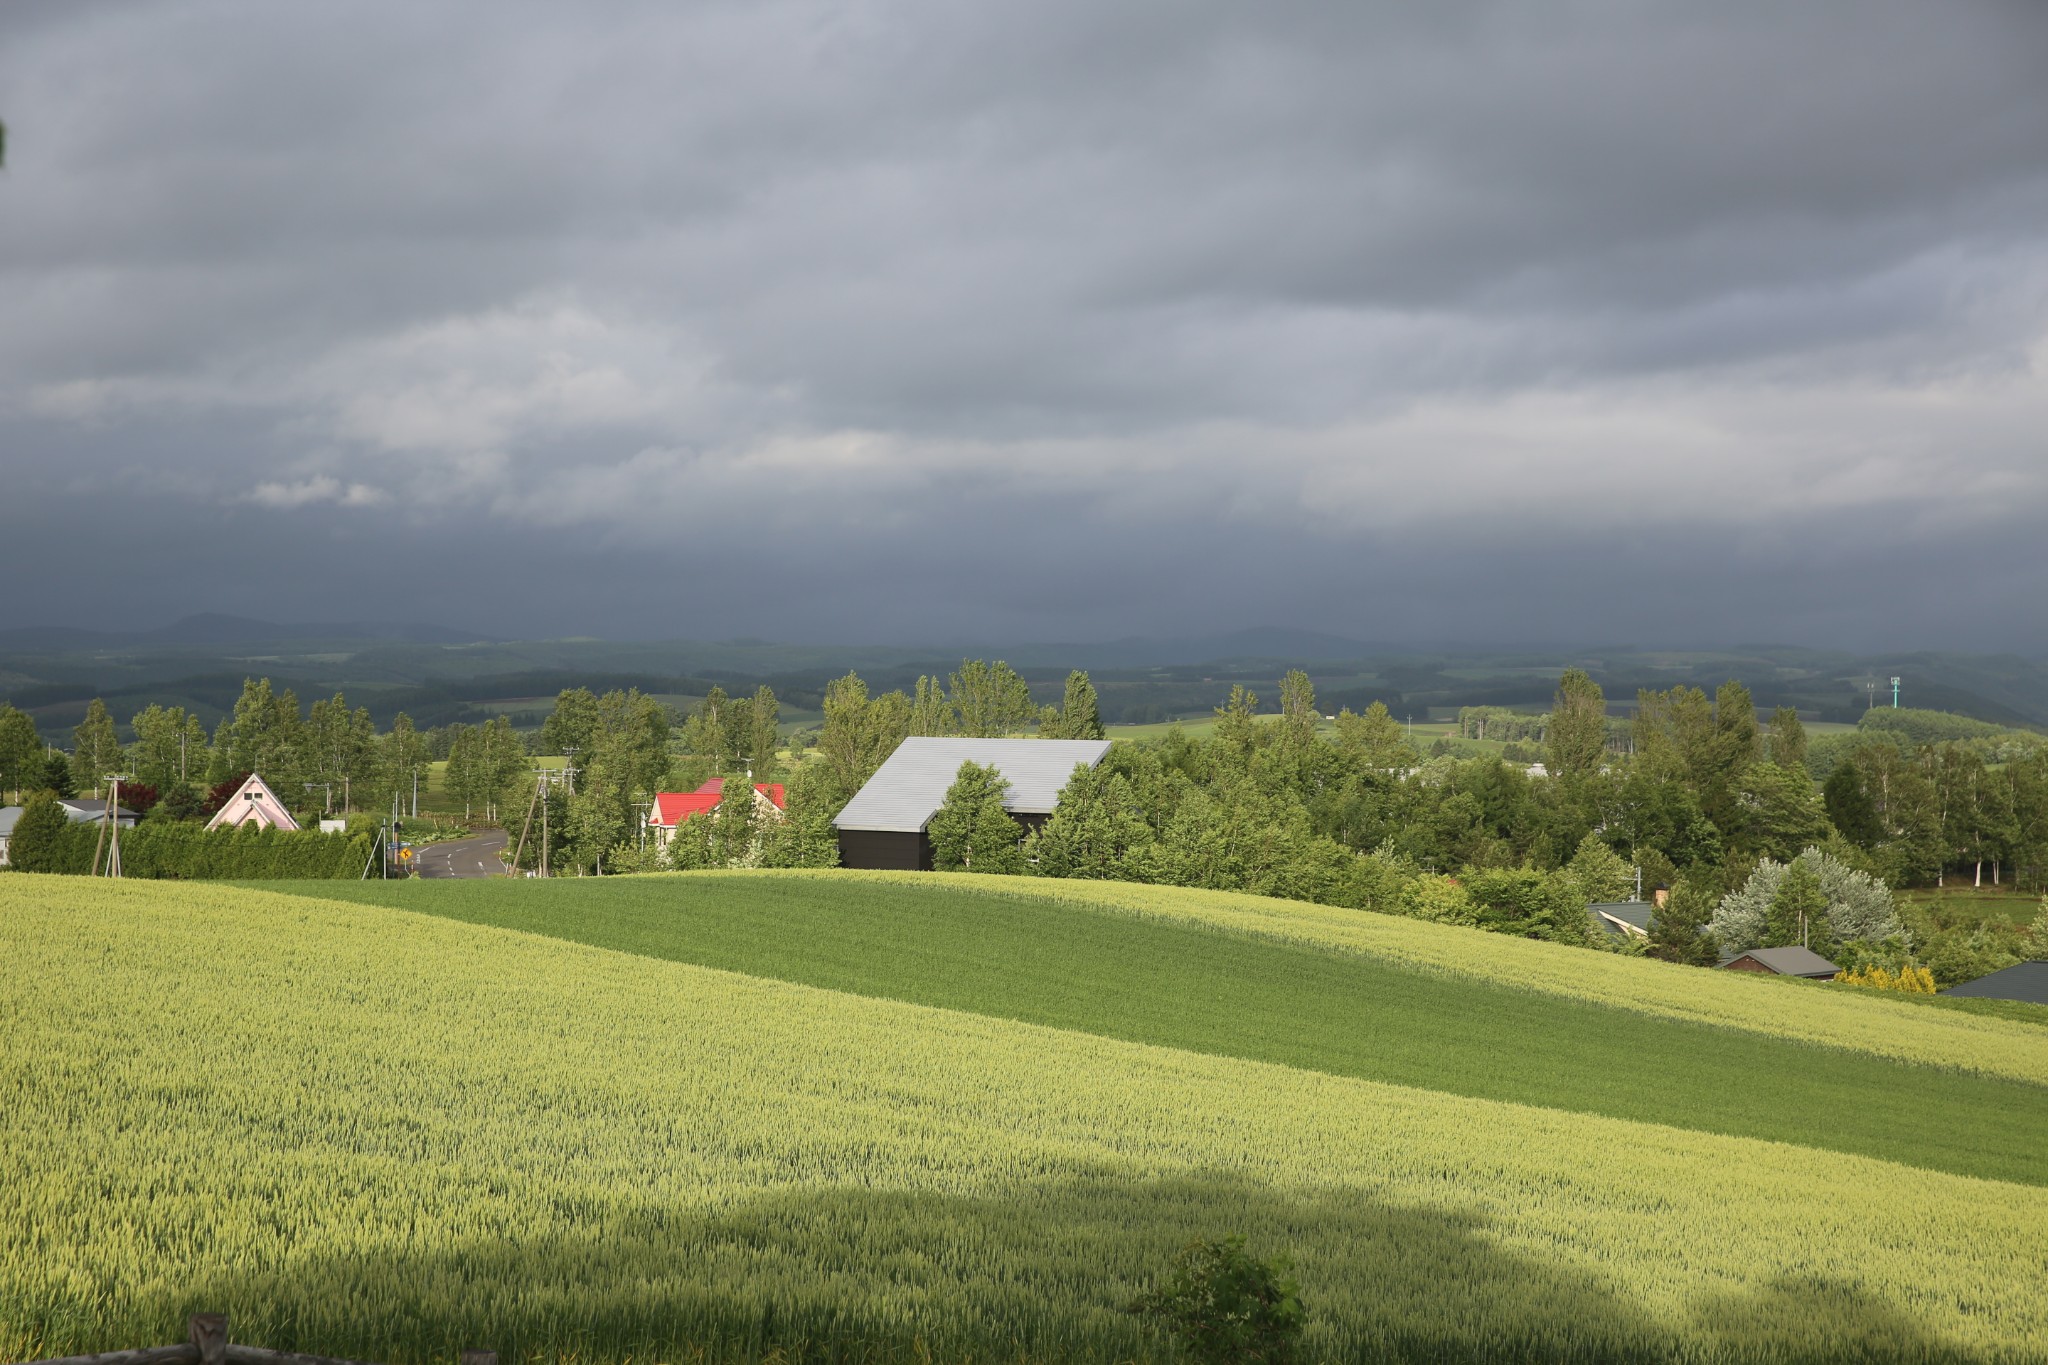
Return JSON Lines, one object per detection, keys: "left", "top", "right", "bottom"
{"left": 3, "top": 873, "right": 2045, "bottom": 1364}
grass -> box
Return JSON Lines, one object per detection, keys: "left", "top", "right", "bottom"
{"left": 274, "top": 872, "right": 2048, "bottom": 1186}
{"left": 1900, "top": 883, "right": 2042, "bottom": 928}
{"left": 5, "top": 877, "right": 2047, "bottom": 1365}
{"left": 814, "top": 872, "right": 2048, "bottom": 1081}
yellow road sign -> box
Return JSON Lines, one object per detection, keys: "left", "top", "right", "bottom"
{"left": 397, "top": 847, "right": 414, "bottom": 862}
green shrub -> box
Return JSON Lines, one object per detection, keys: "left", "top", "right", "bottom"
{"left": 1131, "top": 1236, "right": 1304, "bottom": 1365}
{"left": 7, "top": 819, "right": 371, "bottom": 880}
{"left": 5, "top": 794, "right": 71, "bottom": 873}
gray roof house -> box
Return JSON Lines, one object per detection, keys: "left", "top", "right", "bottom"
{"left": 1942, "top": 960, "right": 2048, "bottom": 1006}
{"left": 58, "top": 798, "right": 139, "bottom": 826}
{"left": 1722, "top": 945, "right": 1840, "bottom": 979}
{"left": 1, "top": 800, "right": 142, "bottom": 866}
{"left": 834, "top": 737, "right": 1114, "bottom": 870}
{"left": 1588, "top": 901, "right": 1654, "bottom": 942}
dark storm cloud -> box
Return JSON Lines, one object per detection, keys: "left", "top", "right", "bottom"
{"left": 2, "top": 0, "right": 2045, "bottom": 644}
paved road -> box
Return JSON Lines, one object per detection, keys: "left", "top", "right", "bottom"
{"left": 414, "top": 828, "right": 510, "bottom": 879}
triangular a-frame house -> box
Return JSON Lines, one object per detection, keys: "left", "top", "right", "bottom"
{"left": 205, "top": 773, "right": 302, "bottom": 832}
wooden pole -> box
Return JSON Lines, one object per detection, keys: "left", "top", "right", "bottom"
{"left": 107, "top": 775, "right": 123, "bottom": 879}
{"left": 508, "top": 773, "right": 541, "bottom": 878}
{"left": 188, "top": 1314, "right": 226, "bottom": 1365}
{"left": 89, "top": 791, "right": 110, "bottom": 877}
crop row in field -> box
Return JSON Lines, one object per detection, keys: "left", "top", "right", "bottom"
{"left": 285, "top": 873, "right": 2048, "bottom": 1186}
{"left": 3, "top": 878, "right": 2045, "bottom": 1365}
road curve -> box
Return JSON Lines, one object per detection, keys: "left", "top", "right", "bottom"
{"left": 414, "top": 828, "right": 510, "bottom": 879}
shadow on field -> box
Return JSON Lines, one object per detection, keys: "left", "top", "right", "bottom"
{"left": 161, "top": 1172, "right": 1991, "bottom": 1365}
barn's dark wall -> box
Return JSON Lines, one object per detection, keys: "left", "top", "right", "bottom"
{"left": 838, "top": 829, "right": 928, "bottom": 871}
{"left": 837, "top": 812, "right": 1054, "bottom": 872}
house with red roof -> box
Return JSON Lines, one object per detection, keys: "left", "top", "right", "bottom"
{"left": 646, "top": 778, "right": 787, "bottom": 846}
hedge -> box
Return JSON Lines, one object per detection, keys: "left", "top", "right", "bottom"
{"left": 10, "top": 820, "right": 373, "bottom": 880}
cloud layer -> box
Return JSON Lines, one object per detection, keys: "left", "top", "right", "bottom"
{"left": 3, "top": 0, "right": 2046, "bottom": 645}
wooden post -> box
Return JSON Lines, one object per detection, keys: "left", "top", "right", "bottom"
{"left": 188, "top": 1315, "right": 227, "bottom": 1365}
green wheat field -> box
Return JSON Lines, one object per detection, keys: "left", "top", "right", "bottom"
{"left": 3, "top": 871, "right": 2044, "bottom": 1364}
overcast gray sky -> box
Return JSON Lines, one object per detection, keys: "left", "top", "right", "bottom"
{"left": 3, "top": 0, "right": 2046, "bottom": 647}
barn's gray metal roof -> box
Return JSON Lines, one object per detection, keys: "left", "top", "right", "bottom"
{"left": 1943, "top": 960, "right": 2048, "bottom": 1005}
{"left": 834, "top": 737, "right": 1113, "bottom": 833}
{"left": 1728, "top": 945, "right": 1840, "bottom": 978}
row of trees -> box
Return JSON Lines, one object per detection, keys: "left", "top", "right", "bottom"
{"left": 0, "top": 682, "right": 528, "bottom": 826}
{"left": 773, "top": 665, "right": 2038, "bottom": 981}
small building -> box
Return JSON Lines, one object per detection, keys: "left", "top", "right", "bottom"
{"left": 1722, "top": 945, "right": 1840, "bottom": 979}
{"left": 646, "top": 779, "right": 786, "bottom": 847}
{"left": 57, "top": 798, "right": 139, "bottom": 827}
{"left": 834, "top": 737, "right": 1114, "bottom": 871}
{"left": 1588, "top": 901, "right": 1654, "bottom": 942}
{"left": 0, "top": 807, "right": 18, "bottom": 867}
{"left": 1942, "top": 961, "right": 2048, "bottom": 1005}
{"left": 205, "top": 774, "right": 301, "bottom": 832}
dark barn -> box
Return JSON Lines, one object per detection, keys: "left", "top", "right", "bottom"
{"left": 833, "top": 737, "right": 1113, "bottom": 871}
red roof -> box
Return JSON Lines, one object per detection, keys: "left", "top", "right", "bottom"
{"left": 648, "top": 782, "right": 787, "bottom": 827}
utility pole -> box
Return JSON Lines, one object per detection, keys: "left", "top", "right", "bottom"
{"left": 1865, "top": 681, "right": 1876, "bottom": 711}
{"left": 540, "top": 773, "right": 550, "bottom": 878}
{"left": 411, "top": 767, "right": 419, "bottom": 819}
{"left": 91, "top": 774, "right": 131, "bottom": 877}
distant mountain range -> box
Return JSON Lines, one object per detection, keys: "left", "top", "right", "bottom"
{"left": 1001, "top": 627, "right": 1388, "bottom": 669}
{"left": 0, "top": 613, "right": 496, "bottom": 651}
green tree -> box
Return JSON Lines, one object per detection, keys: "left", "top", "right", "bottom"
{"left": 539, "top": 687, "right": 603, "bottom": 762}
{"left": 911, "top": 675, "right": 957, "bottom": 737}
{"left": 1823, "top": 758, "right": 1883, "bottom": 850}
{"left": 1330, "top": 702, "right": 1413, "bottom": 775}
{"left": 1465, "top": 867, "right": 1595, "bottom": 947}
{"left": 950, "top": 660, "right": 1035, "bottom": 738}
{"left": 818, "top": 673, "right": 911, "bottom": 794}
{"left": 1547, "top": 668, "right": 1607, "bottom": 778}
{"left": 1566, "top": 831, "right": 1633, "bottom": 902}
{"left": 1275, "top": 670, "right": 1320, "bottom": 758}
{"left": 69, "top": 699, "right": 120, "bottom": 797}
{"left": 6, "top": 792, "right": 71, "bottom": 872}
{"left": 746, "top": 685, "right": 781, "bottom": 777}
{"left": 1732, "top": 762, "right": 1832, "bottom": 864}
{"left": 1130, "top": 1236, "right": 1303, "bottom": 1365}
{"left": 1038, "top": 670, "right": 1105, "bottom": 740}
{"left": 130, "top": 703, "right": 209, "bottom": 798}
{"left": 40, "top": 750, "right": 75, "bottom": 799}
{"left": 1028, "top": 763, "right": 1153, "bottom": 879}
{"left": 0, "top": 705, "right": 43, "bottom": 801}
{"left": 927, "top": 761, "right": 1024, "bottom": 873}
{"left": 1765, "top": 857, "right": 1828, "bottom": 949}
{"left": 220, "top": 679, "right": 305, "bottom": 792}
{"left": 1213, "top": 685, "right": 1262, "bottom": 763}
{"left": 758, "top": 759, "right": 845, "bottom": 868}
{"left": 1767, "top": 706, "right": 1809, "bottom": 773}
{"left": 377, "top": 713, "right": 426, "bottom": 813}
{"left": 685, "top": 686, "right": 738, "bottom": 769}
{"left": 1644, "top": 877, "right": 1721, "bottom": 966}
